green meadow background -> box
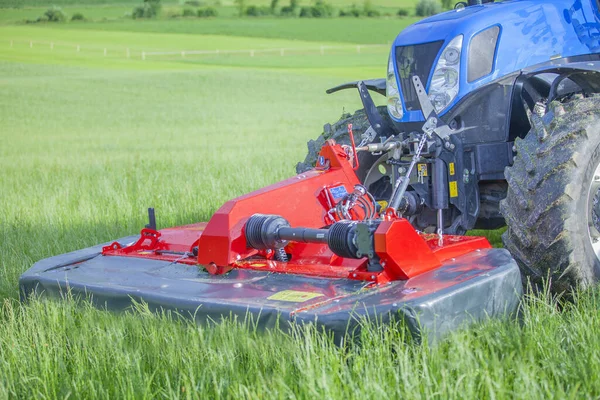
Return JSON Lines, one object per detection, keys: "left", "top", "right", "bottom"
{"left": 1, "top": 1, "right": 600, "bottom": 398}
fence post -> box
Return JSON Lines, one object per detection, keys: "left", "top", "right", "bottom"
{"left": 250, "top": 49, "right": 254, "bottom": 57}
{"left": 50, "top": 42, "right": 54, "bottom": 50}
{"left": 280, "top": 48, "right": 284, "bottom": 56}
{"left": 126, "top": 48, "right": 130, "bottom": 58}
{"left": 181, "top": 51, "right": 185, "bottom": 58}
{"left": 30, "top": 40, "right": 33, "bottom": 48}
{"left": 10, "top": 40, "right": 13, "bottom": 48}
{"left": 77, "top": 45, "right": 80, "bottom": 52}
{"left": 104, "top": 48, "right": 107, "bottom": 56}
{"left": 356, "top": 45, "right": 361, "bottom": 54}
{"left": 320, "top": 46, "right": 324, "bottom": 55}
{"left": 142, "top": 51, "right": 146, "bottom": 61}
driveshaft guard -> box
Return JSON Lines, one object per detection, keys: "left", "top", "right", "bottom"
{"left": 20, "top": 236, "right": 521, "bottom": 343}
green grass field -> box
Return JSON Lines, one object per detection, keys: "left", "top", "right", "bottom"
{"left": 2, "top": 11, "right": 600, "bottom": 399}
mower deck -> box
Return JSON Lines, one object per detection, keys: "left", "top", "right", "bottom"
{"left": 20, "top": 234, "right": 521, "bottom": 341}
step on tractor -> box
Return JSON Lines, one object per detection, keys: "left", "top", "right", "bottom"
{"left": 20, "top": 0, "right": 600, "bottom": 340}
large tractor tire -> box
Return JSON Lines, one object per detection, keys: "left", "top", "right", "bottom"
{"left": 501, "top": 95, "right": 600, "bottom": 293}
{"left": 296, "top": 106, "right": 392, "bottom": 184}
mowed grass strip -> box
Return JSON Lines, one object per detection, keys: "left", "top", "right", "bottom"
{"left": 1, "top": 25, "right": 351, "bottom": 52}
{"left": 0, "top": 25, "right": 390, "bottom": 70}
{"left": 48, "top": 17, "right": 419, "bottom": 44}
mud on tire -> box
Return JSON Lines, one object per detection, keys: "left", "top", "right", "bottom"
{"left": 501, "top": 95, "right": 600, "bottom": 293}
{"left": 296, "top": 106, "right": 391, "bottom": 182}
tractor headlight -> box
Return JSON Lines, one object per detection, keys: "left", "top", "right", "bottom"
{"left": 428, "top": 35, "right": 463, "bottom": 113}
{"left": 386, "top": 54, "right": 403, "bottom": 119}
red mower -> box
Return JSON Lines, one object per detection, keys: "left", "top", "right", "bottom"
{"left": 20, "top": 135, "right": 521, "bottom": 340}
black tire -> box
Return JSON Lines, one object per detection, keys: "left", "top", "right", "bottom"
{"left": 501, "top": 95, "right": 600, "bottom": 293}
{"left": 296, "top": 106, "right": 392, "bottom": 183}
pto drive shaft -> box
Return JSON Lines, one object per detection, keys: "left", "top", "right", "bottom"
{"left": 244, "top": 214, "right": 381, "bottom": 262}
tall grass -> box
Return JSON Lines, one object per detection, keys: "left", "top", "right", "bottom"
{"left": 2, "top": 288, "right": 600, "bottom": 398}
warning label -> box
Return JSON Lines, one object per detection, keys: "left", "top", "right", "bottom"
{"left": 267, "top": 290, "right": 324, "bottom": 303}
{"left": 449, "top": 181, "right": 458, "bottom": 197}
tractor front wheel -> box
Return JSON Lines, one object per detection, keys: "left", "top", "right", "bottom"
{"left": 501, "top": 95, "right": 600, "bottom": 293}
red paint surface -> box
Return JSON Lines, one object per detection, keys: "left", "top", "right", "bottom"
{"left": 102, "top": 142, "right": 491, "bottom": 283}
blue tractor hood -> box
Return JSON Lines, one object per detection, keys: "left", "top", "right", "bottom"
{"left": 390, "top": 0, "right": 600, "bottom": 122}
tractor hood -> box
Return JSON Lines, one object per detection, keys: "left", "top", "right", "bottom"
{"left": 389, "top": 0, "right": 600, "bottom": 122}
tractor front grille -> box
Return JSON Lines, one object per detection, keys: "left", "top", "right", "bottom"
{"left": 395, "top": 41, "right": 444, "bottom": 111}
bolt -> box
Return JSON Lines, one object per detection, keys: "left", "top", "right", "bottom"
{"left": 370, "top": 275, "right": 376, "bottom": 280}
{"left": 352, "top": 273, "right": 357, "bottom": 278}
{"left": 444, "top": 141, "right": 451, "bottom": 149}
{"left": 595, "top": 175, "right": 600, "bottom": 181}
{"left": 236, "top": 254, "right": 241, "bottom": 260}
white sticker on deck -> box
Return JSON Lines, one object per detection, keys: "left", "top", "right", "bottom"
{"left": 267, "top": 290, "right": 324, "bottom": 303}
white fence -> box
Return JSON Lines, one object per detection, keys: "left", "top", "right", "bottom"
{"left": 7, "top": 38, "right": 389, "bottom": 60}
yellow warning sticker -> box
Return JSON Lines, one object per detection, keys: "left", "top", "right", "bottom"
{"left": 417, "top": 163, "right": 428, "bottom": 177}
{"left": 449, "top": 162, "right": 455, "bottom": 176}
{"left": 377, "top": 200, "right": 388, "bottom": 209}
{"left": 449, "top": 181, "right": 458, "bottom": 197}
{"left": 267, "top": 290, "right": 324, "bottom": 303}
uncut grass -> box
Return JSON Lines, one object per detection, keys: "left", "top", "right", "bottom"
{"left": 2, "top": 288, "right": 600, "bottom": 398}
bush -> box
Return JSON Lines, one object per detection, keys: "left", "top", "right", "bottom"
{"left": 197, "top": 6, "right": 217, "bottom": 16}
{"left": 184, "top": 0, "right": 203, "bottom": 5}
{"left": 132, "top": 0, "right": 161, "bottom": 19}
{"left": 299, "top": 0, "right": 333, "bottom": 18}
{"left": 38, "top": 6, "right": 66, "bottom": 22}
{"left": 245, "top": 5, "right": 271, "bottom": 16}
{"left": 280, "top": 0, "right": 298, "bottom": 15}
{"left": 339, "top": 5, "right": 361, "bottom": 17}
{"left": 397, "top": 7, "right": 409, "bottom": 16}
{"left": 415, "top": 0, "right": 441, "bottom": 16}
{"left": 362, "top": 0, "right": 379, "bottom": 17}
{"left": 182, "top": 8, "right": 195, "bottom": 16}
{"left": 71, "top": 12, "right": 85, "bottom": 21}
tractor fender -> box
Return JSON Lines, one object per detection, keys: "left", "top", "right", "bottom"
{"left": 326, "top": 78, "right": 386, "bottom": 97}
{"left": 521, "top": 60, "right": 600, "bottom": 93}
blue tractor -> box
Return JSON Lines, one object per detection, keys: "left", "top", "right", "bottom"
{"left": 297, "top": 0, "right": 600, "bottom": 292}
